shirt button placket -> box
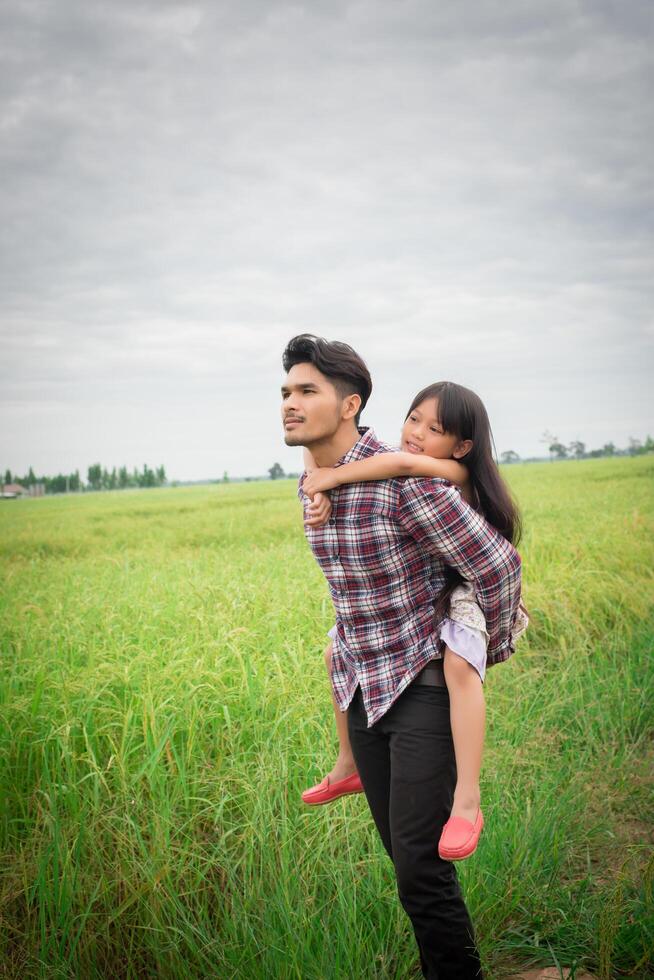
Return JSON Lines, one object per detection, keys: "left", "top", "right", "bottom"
{"left": 330, "top": 521, "right": 339, "bottom": 562}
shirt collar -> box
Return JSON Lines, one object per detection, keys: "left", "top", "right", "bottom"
{"left": 334, "top": 426, "right": 380, "bottom": 467}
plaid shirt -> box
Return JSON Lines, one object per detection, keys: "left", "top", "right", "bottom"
{"left": 299, "top": 427, "right": 522, "bottom": 726}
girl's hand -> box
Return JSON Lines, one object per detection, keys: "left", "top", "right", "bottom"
{"left": 305, "top": 491, "right": 332, "bottom": 527}
{"left": 303, "top": 468, "right": 340, "bottom": 497}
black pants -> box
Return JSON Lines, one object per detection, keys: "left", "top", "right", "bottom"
{"left": 348, "top": 682, "right": 483, "bottom": 980}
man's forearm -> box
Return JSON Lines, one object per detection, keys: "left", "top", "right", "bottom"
{"left": 398, "top": 480, "right": 522, "bottom": 654}
{"left": 472, "top": 543, "right": 522, "bottom": 655}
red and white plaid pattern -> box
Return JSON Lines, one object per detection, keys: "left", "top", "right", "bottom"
{"left": 299, "top": 428, "right": 523, "bottom": 726}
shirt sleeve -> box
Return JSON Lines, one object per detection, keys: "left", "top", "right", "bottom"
{"left": 297, "top": 472, "right": 307, "bottom": 502}
{"left": 397, "top": 478, "right": 522, "bottom": 661}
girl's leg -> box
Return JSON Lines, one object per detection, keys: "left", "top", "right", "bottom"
{"left": 324, "top": 641, "right": 357, "bottom": 781}
{"left": 442, "top": 646, "right": 485, "bottom": 824}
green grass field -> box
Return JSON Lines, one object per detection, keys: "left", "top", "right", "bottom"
{"left": 1, "top": 456, "right": 653, "bottom": 979}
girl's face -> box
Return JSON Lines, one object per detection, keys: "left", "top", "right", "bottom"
{"left": 401, "top": 398, "right": 470, "bottom": 460}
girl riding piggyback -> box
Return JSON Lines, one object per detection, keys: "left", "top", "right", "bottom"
{"left": 301, "top": 380, "right": 527, "bottom": 861}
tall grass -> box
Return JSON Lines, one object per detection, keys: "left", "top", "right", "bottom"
{"left": 1, "top": 456, "right": 652, "bottom": 979}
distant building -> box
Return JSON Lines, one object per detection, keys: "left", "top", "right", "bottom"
{"left": 2, "top": 482, "right": 27, "bottom": 499}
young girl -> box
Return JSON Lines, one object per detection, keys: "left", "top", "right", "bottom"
{"left": 300, "top": 380, "right": 527, "bottom": 861}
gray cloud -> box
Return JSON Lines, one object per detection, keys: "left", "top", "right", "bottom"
{"left": 1, "top": 0, "right": 652, "bottom": 478}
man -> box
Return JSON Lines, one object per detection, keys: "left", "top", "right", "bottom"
{"left": 281, "top": 334, "right": 521, "bottom": 979}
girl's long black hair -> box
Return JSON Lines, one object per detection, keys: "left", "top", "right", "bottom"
{"left": 406, "top": 381, "right": 522, "bottom": 622}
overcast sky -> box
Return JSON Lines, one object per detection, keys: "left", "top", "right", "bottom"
{"left": 1, "top": 0, "right": 652, "bottom": 481}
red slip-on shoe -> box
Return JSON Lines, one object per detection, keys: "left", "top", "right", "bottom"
{"left": 301, "top": 772, "right": 364, "bottom": 806}
{"left": 438, "top": 809, "right": 484, "bottom": 861}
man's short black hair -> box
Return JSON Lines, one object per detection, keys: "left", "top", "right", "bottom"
{"left": 282, "top": 334, "right": 372, "bottom": 425}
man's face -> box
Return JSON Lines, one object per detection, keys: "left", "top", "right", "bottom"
{"left": 281, "top": 362, "right": 344, "bottom": 447}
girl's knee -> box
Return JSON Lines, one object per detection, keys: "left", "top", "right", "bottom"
{"left": 443, "top": 647, "right": 479, "bottom": 683}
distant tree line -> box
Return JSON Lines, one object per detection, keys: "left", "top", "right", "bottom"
{"left": 500, "top": 434, "right": 654, "bottom": 464}
{"left": 5, "top": 436, "right": 652, "bottom": 495}
{"left": 2, "top": 463, "right": 167, "bottom": 494}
